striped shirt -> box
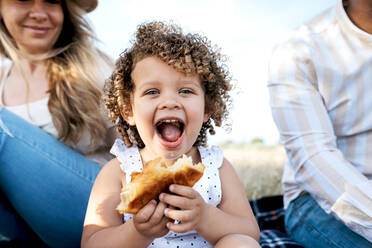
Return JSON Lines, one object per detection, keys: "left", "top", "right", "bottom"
{"left": 268, "top": 0, "right": 372, "bottom": 242}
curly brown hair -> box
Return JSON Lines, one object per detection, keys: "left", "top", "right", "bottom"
{"left": 104, "top": 21, "right": 232, "bottom": 148}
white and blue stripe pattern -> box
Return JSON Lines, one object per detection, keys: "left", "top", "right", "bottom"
{"left": 268, "top": 0, "right": 372, "bottom": 242}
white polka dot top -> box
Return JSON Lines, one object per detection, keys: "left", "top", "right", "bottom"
{"left": 110, "top": 139, "right": 224, "bottom": 248}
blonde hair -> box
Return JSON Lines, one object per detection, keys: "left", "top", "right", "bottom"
{"left": 0, "top": 0, "right": 113, "bottom": 150}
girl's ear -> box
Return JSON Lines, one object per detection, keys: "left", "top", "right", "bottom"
{"left": 121, "top": 110, "right": 136, "bottom": 126}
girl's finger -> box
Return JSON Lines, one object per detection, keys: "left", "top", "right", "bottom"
{"left": 159, "top": 193, "right": 192, "bottom": 209}
{"left": 169, "top": 184, "right": 198, "bottom": 199}
{"left": 148, "top": 201, "right": 167, "bottom": 225}
{"left": 134, "top": 200, "right": 157, "bottom": 223}
{"left": 164, "top": 208, "right": 194, "bottom": 222}
{"left": 166, "top": 220, "right": 195, "bottom": 233}
{"left": 158, "top": 214, "right": 171, "bottom": 229}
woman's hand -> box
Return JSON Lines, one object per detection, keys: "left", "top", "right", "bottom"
{"left": 159, "top": 184, "right": 207, "bottom": 233}
{"left": 133, "top": 200, "right": 170, "bottom": 239}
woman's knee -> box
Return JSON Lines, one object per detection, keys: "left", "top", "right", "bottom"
{"left": 215, "top": 233, "right": 261, "bottom": 248}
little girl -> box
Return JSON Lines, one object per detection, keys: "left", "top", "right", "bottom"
{"left": 81, "top": 21, "right": 260, "bottom": 248}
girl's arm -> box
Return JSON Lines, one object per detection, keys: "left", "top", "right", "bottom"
{"left": 198, "top": 158, "right": 260, "bottom": 243}
{"left": 81, "top": 159, "right": 168, "bottom": 248}
{"left": 161, "top": 158, "right": 260, "bottom": 246}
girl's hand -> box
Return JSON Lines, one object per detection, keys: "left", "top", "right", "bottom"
{"left": 133, "top": 200, "right": 170, "bottom": 239}
{"left": 159, "top": 184, "right": 207, "bottom": 233}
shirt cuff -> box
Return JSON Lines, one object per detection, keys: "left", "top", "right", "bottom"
{"left": 331, "top": 181, "right": 372, "bottom": 242}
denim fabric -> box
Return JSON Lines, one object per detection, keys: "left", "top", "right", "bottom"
{"left": 0, "top": 107, "right": 101, "bottom": 247}
{"left": 285, "top": 193, "right": 371, "bottom": 248}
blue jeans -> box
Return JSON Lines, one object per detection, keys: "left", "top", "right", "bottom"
{"left": 285, "top": 192, "right": 371, "bottom": 248}
{"left": 0, "top": 107, "right": 101, "bottom": 247}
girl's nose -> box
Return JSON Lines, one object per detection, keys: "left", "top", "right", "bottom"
{"left": 159, "top": 97, "right": 181, "bottom": 110}
{"left": 29, "top": 3, "right": 48, "bottom": 21}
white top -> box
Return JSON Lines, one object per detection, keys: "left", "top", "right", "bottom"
{"left": 268, "top": 0, "right": 372, "bottom": 242}
{"left": 110, "top": 139, "right": 224, "bottom": 248}
{"left": 0, "top": 56, "right": 113, "bottom": 166}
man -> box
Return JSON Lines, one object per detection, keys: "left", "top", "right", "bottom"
{"left": 268, "top": 0, "right": 372, "bottom": 247}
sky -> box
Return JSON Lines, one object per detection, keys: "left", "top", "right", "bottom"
{"left": 88, "top": 0, "right": 338, "bottom": 145}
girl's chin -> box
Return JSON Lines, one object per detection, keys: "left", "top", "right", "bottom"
{"left": 157, "top": 150, "right": 183, "bottom": 161}
{"left": 156, "top": 145, "right": 198, "bottom": 162}
{"left": 141, "top": 144, "right": 183, "bottom": 161}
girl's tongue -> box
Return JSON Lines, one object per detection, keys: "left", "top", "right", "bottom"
{"left": 160, "top": 123, "right": 181, "bottom": 142}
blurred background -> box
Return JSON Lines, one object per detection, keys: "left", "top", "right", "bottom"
{"left": 88, "top": 0, "right": 338, "bottom": 198}
{"left": 88, "top": 0, "right": 337, "bottom": 146}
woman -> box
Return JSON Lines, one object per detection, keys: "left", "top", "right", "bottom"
{"left": 0, "top": 0, "right": 115, "bottom": 247}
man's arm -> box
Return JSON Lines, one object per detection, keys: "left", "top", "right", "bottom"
{"left": 268, "top": 41, "right": 372, "bottom": 242}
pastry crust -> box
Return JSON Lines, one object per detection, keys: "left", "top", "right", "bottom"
{"left": 117, "top": 155, "right": 205, "bottom": 214}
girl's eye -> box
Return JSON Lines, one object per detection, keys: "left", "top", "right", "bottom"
{"left": 179, "top": 88, "right": 193, "bottom": 94}
{"left": 145, "top": 89, "right": 159, "bottom": 95}
{"left": 46, "top": 0, "right": 61, "bottom": 4}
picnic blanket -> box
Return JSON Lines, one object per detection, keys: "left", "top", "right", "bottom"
{"left": 249, "top": 195, "right": 304, "bottom": 248}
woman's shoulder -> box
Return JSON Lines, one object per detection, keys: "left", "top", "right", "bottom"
{"left": 91, "top": 49, "right": 114, "bottom": 88}
{"left": 0, "top": 56, "right": 12, "bottom": 84}
{"left": 0, "top": 55, "right": 11, "bottom": 68}
{"left": 0, "top": 55, "right": 11, "bottom": 64}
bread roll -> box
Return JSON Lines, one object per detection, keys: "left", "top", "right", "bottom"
{"left": 117, "top": 155, "right": 205, "bottom": 214}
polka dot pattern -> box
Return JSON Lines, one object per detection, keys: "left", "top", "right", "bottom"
{"left": 111, "top": 141, "right": 223, "bottom": 247}
{"left": 110, "top": 139, "right": 143, "bottom": 183}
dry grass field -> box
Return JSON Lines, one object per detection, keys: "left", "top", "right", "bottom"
{"left": 220, "top": 140, "right": 287, "bottom": 200}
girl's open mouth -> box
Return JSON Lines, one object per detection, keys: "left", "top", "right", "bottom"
{"left": 156, "top": 119, "right": 185, "bottom": 148}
